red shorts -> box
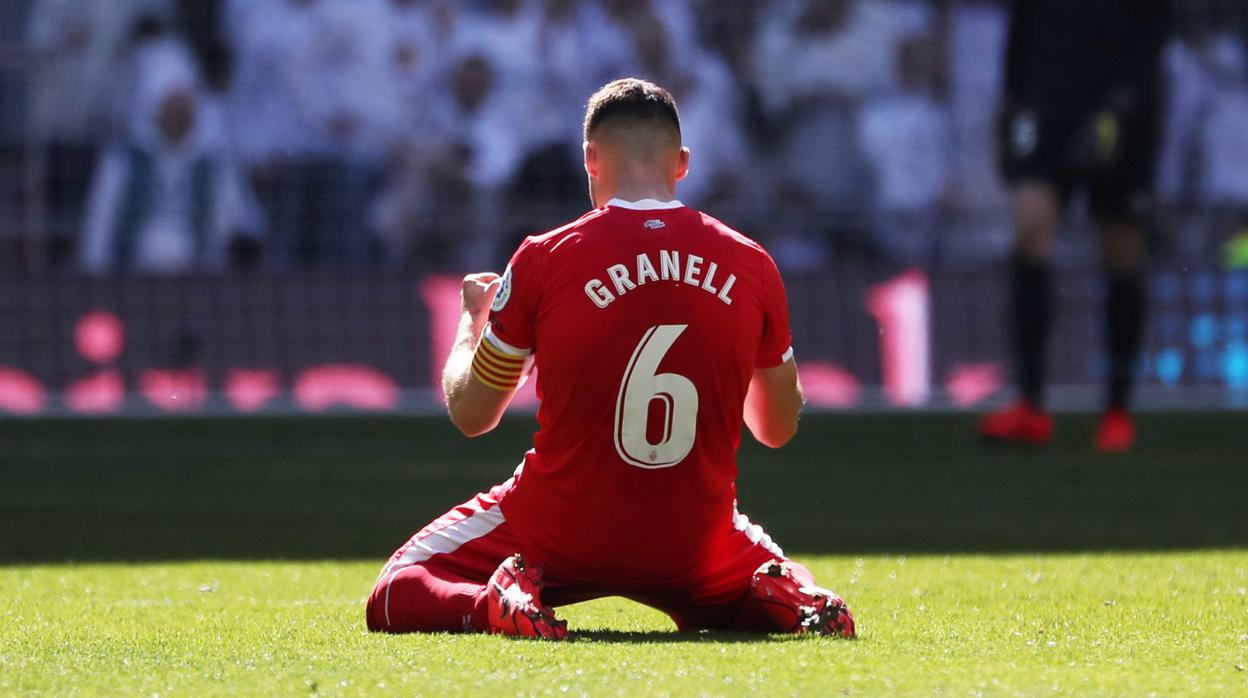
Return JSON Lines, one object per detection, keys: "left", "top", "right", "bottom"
{"left": 366, "top": 476, "right": 808, "bottom": 633}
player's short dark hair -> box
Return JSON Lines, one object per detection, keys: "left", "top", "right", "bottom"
{"left": 583, "top": 78, "right": 681, "bottom": 143}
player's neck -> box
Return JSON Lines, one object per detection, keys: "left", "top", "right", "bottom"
{"left": 597, "top": 181, "right": 677, "bottom": 208}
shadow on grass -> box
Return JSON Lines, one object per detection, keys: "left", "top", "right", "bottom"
{"left": 2, "top": 413, "right": 1246, "bottom": 564}
{"left": 566, "top": 629, "right": 816, "bottom": 644}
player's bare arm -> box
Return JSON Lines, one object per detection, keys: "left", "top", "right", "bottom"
{"left": 744, "top": 359, "right": 804, "bottom": 448}
{"left": 442, "top": 272, "right": 515, "bottom": 437}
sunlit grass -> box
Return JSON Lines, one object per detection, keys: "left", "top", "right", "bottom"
{"left": 4, "top": 552, "right": 1245, "bottom": 696}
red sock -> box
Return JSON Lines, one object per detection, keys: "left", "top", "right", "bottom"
{"left": 367, "top": 564, "right": 491, "bottom": 633}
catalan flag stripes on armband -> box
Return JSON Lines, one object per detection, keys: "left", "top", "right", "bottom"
{"left": 471, "top": 334, "right": 527, "bottom": 391}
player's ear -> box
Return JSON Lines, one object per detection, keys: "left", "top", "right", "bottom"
{"left": 583, "top": 140, "right": 598, "bottom": 177}
{"left": 675, "top": 146, "right": 690, "bottom": 182}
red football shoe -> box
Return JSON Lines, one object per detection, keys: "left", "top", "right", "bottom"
{"left": 750, "top": 561, "right": 855, "bottom": 638}
{"left": 487, "top": 554, "right": 567, "bottom": 640}
{"left": 978, "top": 400, "right": 1054, "bottom": 445}
{"left": 1095, "top": 407, "right": 1135, "bottom": 452}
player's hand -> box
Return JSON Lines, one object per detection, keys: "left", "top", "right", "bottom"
{"left": 461, "top": 272, "right": 501, "bottom": 321}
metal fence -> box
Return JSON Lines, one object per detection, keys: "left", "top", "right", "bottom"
{"left": 2, "top": 263, "right": 1246, "bottom": 416}
{"left": 1, "top": 1, "right": 1247, "bottom": 414}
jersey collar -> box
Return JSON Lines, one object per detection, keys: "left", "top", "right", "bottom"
{"left": 605, "top": 198, "right": 685, "bottom": 211}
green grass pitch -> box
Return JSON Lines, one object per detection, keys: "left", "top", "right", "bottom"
{"left": 2, "top": 413, "right": 1247, "bottom": 695}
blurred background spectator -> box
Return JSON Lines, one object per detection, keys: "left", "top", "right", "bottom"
{"left": 0, "top": 0, "right": 1246, "bottom": 273}
{"left": 1156, "top": 2, "right": 1248, "bottom": 265}
{"left": 858, "top": 13, "right": 952, "bottom": 263}
{"left": 752, "top": 0, "right": 932, "bottom": 269}
{"left": 226, "top": 0, "right": 391, "bottom": 266}
{"left": 26, "top": 0, "right": 172, "bottom": 261}
{"left": 78, "top": 36, "right": 262, "bottom": 273}
{"left": 942, "top": 0, "right": 1012, "bottom": 266}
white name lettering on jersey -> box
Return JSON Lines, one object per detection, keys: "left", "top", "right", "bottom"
{"left": 584, "top": 250, "right": 736, "bottom": 309}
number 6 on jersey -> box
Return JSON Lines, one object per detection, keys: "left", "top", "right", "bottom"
{"left": 614, "top": 324, "right": 700, "bottom": 469}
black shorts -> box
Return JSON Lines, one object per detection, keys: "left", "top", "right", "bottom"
{"left": 998, "top": 104, "right": 1160, "bottom": 221}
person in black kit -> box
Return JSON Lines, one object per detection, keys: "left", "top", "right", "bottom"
{"left": 978, "top": 0, "right": 1169, "bottom": 451}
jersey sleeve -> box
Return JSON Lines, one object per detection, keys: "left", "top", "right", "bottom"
{"left": 484, "top": 237, "right": 541, "bottom": 357}
{"left": 471, "top": 239, "right": 541, "bottom": 391}
{"left": 756, "top": 250, "right": 794, "bottom": 368}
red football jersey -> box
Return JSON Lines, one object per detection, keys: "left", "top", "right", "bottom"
{"left": 482, "top": 198, "right": 793, "bottom": 588}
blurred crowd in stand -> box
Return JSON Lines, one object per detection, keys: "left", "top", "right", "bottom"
{"left": 1, "top": 0, "right": 1246, "bottom": 274}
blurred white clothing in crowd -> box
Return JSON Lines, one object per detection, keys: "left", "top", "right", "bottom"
{"left": 81, "top": 38, "right": 262, "bottom": 273}
{"left": 947, "top": 1, "right": 1009, "bottom": 213}
{"left": 27, "top": 0, "right": 172, "bottom": 142}
{"left": 754, "top": 0, "right": 930, "bottom": 115}
{"left": 860, "top": 93, "right": 952, "bottom": 212}
{"left": 1157, "top": 33, "right": 1248, "bottom": 206}
{"left": 226, "top": 0, "right": 325, "bottom": 165}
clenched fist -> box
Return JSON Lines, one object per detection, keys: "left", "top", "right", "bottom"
{"left": 461, "top": 272, "right": 501, "bottom": 321}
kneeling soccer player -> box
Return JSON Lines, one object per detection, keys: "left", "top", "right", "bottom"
{"left": 365, "top": 79, "right": 854, "bottom": 639}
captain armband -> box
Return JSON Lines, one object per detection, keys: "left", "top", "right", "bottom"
{"left": 470, "top": 329, "right": 530, "bottom": 391}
